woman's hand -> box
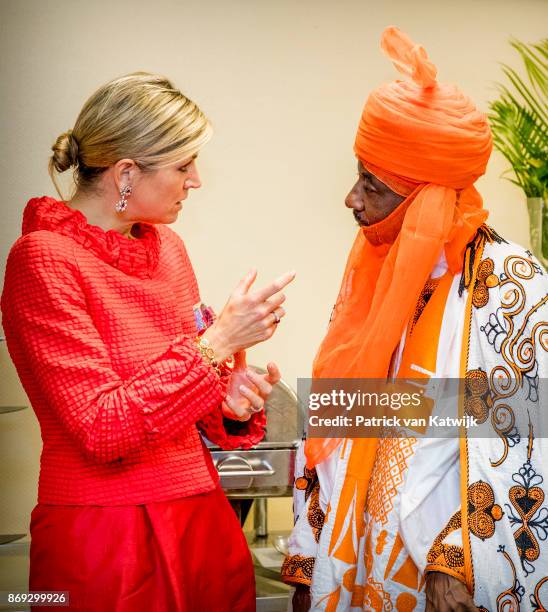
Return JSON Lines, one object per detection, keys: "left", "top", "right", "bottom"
{"left": 425, "top": 572, "right": 478, "bottom": 611}
{"left": 222, "top": 352, "right": 281, "bottom": 421}
{"left": 203, "top": 269, "right": 295, "bottom": 362}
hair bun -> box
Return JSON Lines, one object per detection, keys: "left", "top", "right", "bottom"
{"left": 50, "top": 130, "right": 79, "bottom": 173}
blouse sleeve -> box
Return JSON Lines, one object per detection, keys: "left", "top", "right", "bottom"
{"left": 198, "top": 406, "right": 266, "bottom": 450}
{"left": 1, "top": 232, "right": 226, "bottom": 464}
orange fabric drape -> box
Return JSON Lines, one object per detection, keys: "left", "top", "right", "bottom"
{"left": 304, "top": 26, "right": 492, "bottom": 471}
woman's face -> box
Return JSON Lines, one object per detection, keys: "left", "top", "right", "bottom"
{"left": 125, "top": 155, "right": 201, "bottom": 224}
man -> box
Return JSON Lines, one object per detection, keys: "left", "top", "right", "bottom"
{"left": 282, "top": 27, "right": 547, "bottom": 611}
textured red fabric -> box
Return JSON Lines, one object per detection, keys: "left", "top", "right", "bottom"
{"left": 1, "top": 196, "right": 265, "bottom": 505}
{"left": 29, "top": 487, "right": 255, "bottom": 612}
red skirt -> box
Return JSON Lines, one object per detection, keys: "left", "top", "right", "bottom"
{"left": 29, "top": 487, "right": 255, "bottom": 611}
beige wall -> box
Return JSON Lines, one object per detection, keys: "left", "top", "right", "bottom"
{"left": 1, "top": 0, "right": 546, "bottom": 581}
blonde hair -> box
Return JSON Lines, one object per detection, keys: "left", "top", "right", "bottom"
{"left": 49, "top": 72, "right": 212, "bottom": 198}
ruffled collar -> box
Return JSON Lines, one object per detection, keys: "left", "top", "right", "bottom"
{"left": 23, "top": 196, "right": 161, "bottom": 279}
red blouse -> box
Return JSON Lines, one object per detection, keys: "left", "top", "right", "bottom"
{"left": 1, "top": 197, "right": 265, "bottom": 505}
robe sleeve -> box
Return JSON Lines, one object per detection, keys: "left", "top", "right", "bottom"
{"left": 423, "top": 508, "right": 467, "bottom": 584}
{"left": 399, "top": 437, "right": 462, "bottom": 577}
{"left": 281, "top": 441, "right": 326, "bottom": 586}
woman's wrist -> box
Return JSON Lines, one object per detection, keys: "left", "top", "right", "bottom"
{"left": 201, "top": 325, "right": 233, "bottom": 364}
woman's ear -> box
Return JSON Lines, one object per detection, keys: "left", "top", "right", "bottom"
{"left": 112, "top": 159, "right": 138, "bottom": 190}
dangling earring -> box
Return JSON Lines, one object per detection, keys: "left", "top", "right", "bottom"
{"left": 115, "top": 185, "right": 132, "bottom": 213}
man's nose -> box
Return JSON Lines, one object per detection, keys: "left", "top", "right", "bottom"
{"left": 345, "top": 183, "right": 363, "bottom": 210}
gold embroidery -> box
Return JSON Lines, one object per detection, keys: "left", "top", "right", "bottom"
{"left": 426, "top": 510, "right": 466, "bottom": 583}
{"left": 427, "top": 482, "right": 502, "bottom": 583}
{"left": 531, "top": 576, "right": 548, "bottom": 611}
{"left": 496, "top": 545, "right": 523, "bottom": 611}
{"left": 281, "top": 554, "right": 315, "bottom": 586}
{"left": 479, "top": 254, "right": 548, "bottom": 467}
{"left": 505, "top": 459, "right": 548, "bottom": 576}
{"left": 459, "top": 224, "right": 506, "bottom": 296}
{"left": 472, "top": 257, "right": 499, "bottom": 308}
{"left": 468, "top": 481, "right": 503, "bottom": 540}
{"left": 509, "top": 484, "right": 543, "bottom": 567}
{"left": 464, "top": 368, "right": 493, "bottom": 423}
{"left": 308, "top": 482, "right": 325, "bottom": 543}
{"left": 410, "top": 278, "right": 440, "bottom": 334}
{"left": 295, "top": 465, "right": 318, "bottom": 502}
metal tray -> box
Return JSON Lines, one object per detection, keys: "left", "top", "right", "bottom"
{"left": 211, "top": 448, "right": 296, "bottom": 498}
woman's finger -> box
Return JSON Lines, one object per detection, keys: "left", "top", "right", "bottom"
{"left": 238, "top": 384, "right": 264, "bottom": 410}
{"left": 272, "top": 307, "right": 286, "bottom": 323}
{"left": 223, "top": 395, "right": 251, "bottom": 421}
{"left": 266, "top": 362, "right": 281, "bottom": 384}
{"left": 262, "top": 306, "right": 285, "bottom": 326}
{"left": 233, "top": 268, "right": 257, "bottom": 296}
{"left": 252, "top": 270, "right": 296, "bottom": 302}
{"left": 259, "top": 308, "right": 285, "bottom": 331}
{"left": 263, "top": 292, "right": 286, "bottom": 312}
{"left": 245, "top": 370, "right": 272, "bottom": 397}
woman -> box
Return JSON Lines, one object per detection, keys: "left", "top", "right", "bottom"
{"left": 1, "top": 72, "right": 295, "bottom": 611}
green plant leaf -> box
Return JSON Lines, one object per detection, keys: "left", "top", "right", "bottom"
{"left": 489, "top": 37, "right": 548, "bottom": 199}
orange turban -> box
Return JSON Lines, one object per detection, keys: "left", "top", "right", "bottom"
{"left": 305, "top": 26, "right": 492, "bottom": 469}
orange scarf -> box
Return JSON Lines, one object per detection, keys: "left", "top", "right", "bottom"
{"left": 328, "top": 272, "right": 454, "bottom": 569}
{"left": 305, "top": 26, "right": 492, "bottom": 470}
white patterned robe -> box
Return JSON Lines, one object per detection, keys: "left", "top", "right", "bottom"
{"left": 282, "top": 230, "right": 548, "bottom": 611}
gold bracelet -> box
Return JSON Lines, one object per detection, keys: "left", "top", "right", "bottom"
{"left": 195, "top": 336, "right": 222, "bottom": 376}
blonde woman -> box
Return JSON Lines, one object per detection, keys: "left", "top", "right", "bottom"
{"left": 1, "top": 72, "right": 294, "bottom": 611}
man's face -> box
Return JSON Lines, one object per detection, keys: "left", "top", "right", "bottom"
{"left": 345, "top": 161, "right": 405, "bottom": 226}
